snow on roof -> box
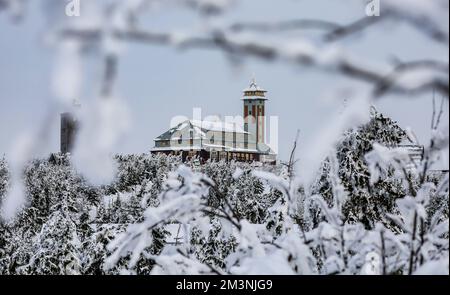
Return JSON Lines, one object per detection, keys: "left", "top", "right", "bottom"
{"left": 154, "top": 119, "right": 248, "bottom": 141}
{"left": 204, "top": 143, "right": 276, "bottom": 155}
{"left": 241, "top": 95, "right": 267, "bottom": 100}
{"left": 150, "top": 146, "right": 202, "bottom": 152}
{"left": 243, "top": 78, "right": 266, "bottom": 92}
{"left": 190, "top": 119, "right": 248, "bottom": 134}
{"left": 242, "top": 78, "right": 268, "bottom": 100}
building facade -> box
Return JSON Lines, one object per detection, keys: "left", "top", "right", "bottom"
{"left": 151, "top": 79, "right": 277, "bottom": 164}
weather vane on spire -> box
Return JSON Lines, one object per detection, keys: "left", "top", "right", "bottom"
{"left": 250, "top": 73, "right": 258, "bottom": 88}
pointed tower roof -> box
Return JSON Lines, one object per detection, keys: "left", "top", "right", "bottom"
{"left": 242, "top": 77, "right": 267, "bottom": 100}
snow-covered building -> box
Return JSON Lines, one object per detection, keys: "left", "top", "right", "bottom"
{"left": 151, "top": 79, "right": 277, "bottom": 164}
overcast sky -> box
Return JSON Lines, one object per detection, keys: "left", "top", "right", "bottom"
{"left": 0, "top": 0, "right": 448, "bottom": 164}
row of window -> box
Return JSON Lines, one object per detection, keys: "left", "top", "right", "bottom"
{"left": 160, "top": 139, "right": 254, "bottom": 146}
{"left": 211, "top": 151, "right": 255, "bottom": 161}
{"left": 244, "top": 105, "right": 265, "bottom": 117}
{"left": 230, "top": 153, "right": 255, "bottom": 161}
{"left": 158, "top": 150, "right": 258, "bottom": 163}
{"left": 244, "top": 91, "right": 265, "bottom": 96}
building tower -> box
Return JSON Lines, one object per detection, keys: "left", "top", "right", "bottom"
{"left": 242, "top": 78, "right": 267, "bottom": 149}
{"left": 60, "top": 99, "right": 80, "bottom": 154}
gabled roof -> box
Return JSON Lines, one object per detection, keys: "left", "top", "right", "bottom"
{"left": 190, "top": 119, "right": 247, "bottom": 134}
{"left": 154, "top": 119, "right": 249, "bottom": 141}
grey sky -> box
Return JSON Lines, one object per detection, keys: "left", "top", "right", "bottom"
{"left": 0, "top": 0, "right": 448, "bottom": 163}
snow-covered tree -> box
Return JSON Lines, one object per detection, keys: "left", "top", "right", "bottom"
{"left": 312, "top": 108, "right": 409, "bottom": 229}
{"left": 0, "top": 0, "right": 448, "bottom": 276}
{"left": 26, "top": 193, "right": 82, "bottom": 275}
{"left": 103, "top": 122, "right": 448, "bottom": 274}
{"left": 0, "top": 157, "right": 8, "bottom": 200}
{"left": 190, "top": 217, "right": 237, "bottom": 269}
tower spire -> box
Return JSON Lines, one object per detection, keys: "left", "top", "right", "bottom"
{"left": 251, "top": 73, "right": 256, "bottom": 87}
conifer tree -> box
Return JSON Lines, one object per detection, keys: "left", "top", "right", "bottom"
{"left": 27, "top": 192, "right": 82, "bottom": 275}
{"left": 313, "top": 108, "right": 408, "bottom": 229}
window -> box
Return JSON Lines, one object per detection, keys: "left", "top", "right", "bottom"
{"left": 178, "top": 135, "right": 183, "bottom": 144}
{"left": 158, "top": 141, "right": 169, "bottom": 147}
